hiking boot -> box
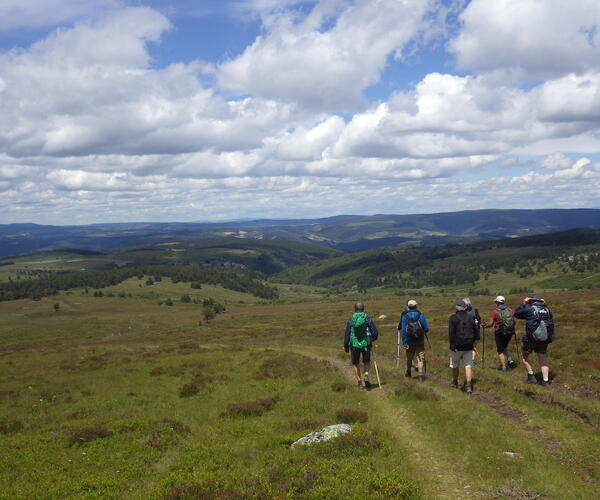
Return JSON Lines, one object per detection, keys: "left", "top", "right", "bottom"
{"left": 364, "top": 374, "right": 371, "bottom": 389}
{"left": 526, "top": 373, "right": 537, "bottom": 384}
{"left": 357, "top": 380, "right": 365, "bottom": 390}
{"left": 508, "top": 360, "right": 517, "bottom": 369}
{"left": 450, "top": 380, "right": 458, "bottom": 388}
{"left": 541, "top": 380, "right": 550, "bottom": 387}
{"left": 417, "top": 374, "right": 425, "bottom": 383}
{"left": 404, "top": 369, "right": 411, "bottom": 378}
{"left": 465, "top": 382, "right": 473, "bottom": 394}
{"left": 498, "top": 365, "right": 508, "bottom": 372}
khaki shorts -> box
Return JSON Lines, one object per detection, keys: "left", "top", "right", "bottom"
{"left": 450, "top": 350, "right": 473, "bottom": 368}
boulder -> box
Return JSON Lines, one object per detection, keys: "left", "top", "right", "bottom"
{"left": 291, "top": 424, "right": 351, "bottom": 448}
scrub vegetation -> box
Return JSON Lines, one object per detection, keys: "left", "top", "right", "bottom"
{"left": 1, "top": 285, "right": 600, "bottom": 499}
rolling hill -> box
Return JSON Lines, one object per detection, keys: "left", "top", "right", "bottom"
{"left": 2, "top": 208, "right": 600, "bottom": 258}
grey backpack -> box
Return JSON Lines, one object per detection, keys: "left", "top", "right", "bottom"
{"left": 531, "top": 304, "right": 551, "bottom": 342}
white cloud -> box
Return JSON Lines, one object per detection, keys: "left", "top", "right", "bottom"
{"left": 217, "top": 0, "right": 434, "bottom": 110}
{"left": 449, "top": 0, "right": 600, "bottom": 80}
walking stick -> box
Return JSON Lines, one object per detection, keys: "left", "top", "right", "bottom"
{"left": 514, "top": 330, "right": 521, "bottom": 364}
{"left": 482, "top": 325, "right": 486, "bottom": 369}
{"left": 373, "top": 355, "right": 382, "bottom": 389}
{"left": 396, "top": 328, "right": 401, "bottom": 368}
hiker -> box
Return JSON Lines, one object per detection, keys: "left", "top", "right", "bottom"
{"left": 463, "top": 297, "right": 481, "bottom": 364}
{"left": 399, "top": 299, "right": 429, "bottom": 381}
{"left": 514, "top": 294, "right": 554, "bottom": 386}
{"left": 483, "top": 295, "right": 516, "bottom": 372}
{"left": 449, "top": 300, "right": 480, "bottom": 393}
{"left": 344, "top": 302, "right": 379, "bottom": 389}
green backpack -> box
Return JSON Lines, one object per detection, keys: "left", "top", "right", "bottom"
{"left": 350, "top": 312, "right": 370, "bottom": 351}
{"left": 497, "top": 307, "right": 515, "bottom": 335}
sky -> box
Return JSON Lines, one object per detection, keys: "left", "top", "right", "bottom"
{"left": 1, "top": 0, "right": 600, "bottom": 225}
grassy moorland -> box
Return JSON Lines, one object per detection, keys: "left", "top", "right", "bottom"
{"left": 1, "top": 284, "right": 599, "bottom": 499}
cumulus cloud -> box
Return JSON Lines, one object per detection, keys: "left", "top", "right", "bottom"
{"left": 217, "top": 0, "right": 434, "bottom": 110}
{"left": 448, "top": 0, "right": 600, "bottom": 80}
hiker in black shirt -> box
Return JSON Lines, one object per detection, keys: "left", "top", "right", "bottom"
{"left": 448, "top": 300, "right": 480, "bottom": 393}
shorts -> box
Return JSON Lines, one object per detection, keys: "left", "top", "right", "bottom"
{"left": 406, "top": 340, "right": 425, "bottom": 361}
{"left": 494, "top": 331, "right": 513, "bottom": 353}
{"left": 351, "top": 348, "right": 371, "bottom": 365}
{"left": 522, "top": 339, "right": 548, "bottom": 354}
{"left": 450, "top": 350, "right": 473, "bottom": 368}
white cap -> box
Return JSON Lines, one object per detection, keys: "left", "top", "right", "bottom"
{"left": 494, "top": 295, "right": 505, "bottom": 303}
{"left": 407, "top": 299, "right": 418, "bottom": 307}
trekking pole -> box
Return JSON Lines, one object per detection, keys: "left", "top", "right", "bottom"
{"left": 482, "top": 325, "right": 486, "bottom": 369}
{"left": 514, "top": 330, "right": 521, "bottom": 365}
{"left": 396, "top": 329, "right": 400, "bottom": 368}
{"left": 372, "top": 350, "right": 382, "bottom": 389}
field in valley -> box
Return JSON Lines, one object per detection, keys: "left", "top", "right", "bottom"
{"left": 1, "top": 282, "right": 600, "bottom": 499}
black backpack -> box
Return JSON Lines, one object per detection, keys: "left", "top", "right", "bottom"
{"left": 405, "top": 311, "right": 425, "bottom": 341}
{"left": 454, "top": 314, "right": 476, "bottom": 346}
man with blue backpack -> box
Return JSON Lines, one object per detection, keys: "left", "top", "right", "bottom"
{"left": 344, "top": 302, "right": 379, "bottom": 390}
{"left": 514, "top": 294, "right": 554, "bottom": 386}
{"left": 399, "top": 299, "right": 430, "bottom": 382}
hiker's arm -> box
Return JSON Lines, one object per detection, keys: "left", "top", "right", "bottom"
{"left": 513, "top": 304, "right": 529, "bottom": 319}
{"left": 484, "top": 309, "right": 496, "bottom": 328}
{"left": 343, "top": 321, "right": 351, "bottom": 351}
{"left": 420, "top": 314, "right": 430, "bottom": 333}
{"left": 448, "top": 317, "right": 455, "bottom": 350}
{"left": 368, "top": 317, "right": 378, "bottom": 340}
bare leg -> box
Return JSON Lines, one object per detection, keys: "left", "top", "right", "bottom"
{"left": 363, "top": 361, "right": 371, "bottom": 377}
{"left": 498, "top": 351, "right": 507, "bottom": 366}
{"left": 522, "top": 351, "right": 534, "bottom": 373}
{"left": 538, "top": 353, "right": 549, "bottom": 380}
{"left": 452, "top": 367, "right": 459, "bottom": 383}
{"left": 465, "top": 365, "right": 473, "bottom": 383}
{"left": 416, "top": 352, "right": 424, "bottom": 374}
{"left": 352, "top": 364, "right": 361, "bottom": 381}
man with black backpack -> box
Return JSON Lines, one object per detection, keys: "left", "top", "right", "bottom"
{"left": 484, "top": 295, "right": 517, "bottom": 372}
{"left": 344, "top": 302, "right": 379, "bottom": 390}
{"left": 514, "top": 294, "right": 554, "bottom": 386}
{"left": 449, "top": 300, "right": 480, "bottom": 393}
{"left": 399, "top": 299, "right": 430, "bottom": 381}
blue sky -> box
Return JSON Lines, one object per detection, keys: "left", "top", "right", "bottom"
{"left": 1, "top": 0, "right": 600, "bottom": 224}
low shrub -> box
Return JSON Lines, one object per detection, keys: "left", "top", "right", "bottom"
{"left": 0, "top": 420, "right": 24, "bottom": 434}
{"left": 335, "top": 408, "right": 368, "bottom": 423}
{"left": 179, "top": 383, "right": 200, "bottom": 398}
{"left": 68, "top": 426, "right": 112, "bottom": 446}
{"left": 331, "top": 382, "right": 348, "bottom": 392}
{"left": 226, "top": 396, "right": 280, "bottom": 417}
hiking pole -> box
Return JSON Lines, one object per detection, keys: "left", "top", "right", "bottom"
{"left": 396, "top": 329, "right": 400, "bottom": 368}
{"left": 373, "top": 352, "right": 382, "bottom": 389}
{"left": 482, "top": 325, "right": 486, "bottom": 369}
{"left": 514, "top": 330, "right": 521, "bottom": 365}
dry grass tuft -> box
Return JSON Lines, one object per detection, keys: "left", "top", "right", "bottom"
{"left": 0, "top": 420, "right": 24, "bottom": 434}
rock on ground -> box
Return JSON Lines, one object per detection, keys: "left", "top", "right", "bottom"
{"left": 291, "top": 424, "right": 352, "bottom": 448}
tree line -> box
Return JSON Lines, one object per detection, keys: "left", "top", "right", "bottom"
{"left": 0, "top": 264, "right": 278, "bottom": 302}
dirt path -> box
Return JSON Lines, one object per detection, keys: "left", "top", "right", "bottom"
{"left": 284, "top": 345, "right": 489, "bottom": 499}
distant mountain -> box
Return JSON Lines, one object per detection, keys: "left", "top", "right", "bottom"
{"left": 1, "top": 208, "right": 600, "bottom": 258}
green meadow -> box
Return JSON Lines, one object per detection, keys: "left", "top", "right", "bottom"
{"left": 1, "top": 282, "right": 600, "bottom": 499}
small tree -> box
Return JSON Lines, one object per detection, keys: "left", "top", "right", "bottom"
{"left": 53, "top": 303, "right": 60, "bottom": 312}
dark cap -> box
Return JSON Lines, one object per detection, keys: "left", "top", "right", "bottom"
{"left": 529, "top": 293, "right": 540, "bottom": 300}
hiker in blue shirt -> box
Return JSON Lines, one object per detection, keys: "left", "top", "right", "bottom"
{"left": 514, "top": 293, "right": 554, "bottom": 386}
{"left": 344, "top": 302, "right": 379, "bottom": 390}
{"left": 399, "top": 299, "right": 429, "bottom": 381}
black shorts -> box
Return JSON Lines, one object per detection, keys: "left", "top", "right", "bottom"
{"left": 351, "top": 348, "right": 371, "bottom": 365}
{"left": 522, "top": 339, "right": 548, "bottom": 354}
{"left": 494, "top": 331, "right": 513, "bottom": 353}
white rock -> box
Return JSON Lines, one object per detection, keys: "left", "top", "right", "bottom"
{"left": 291, "top": 424, "right": 352, "bottom": 448}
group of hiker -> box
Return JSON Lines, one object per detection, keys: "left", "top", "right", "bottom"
{"left": 343, "top": 294, "right": 554, "bottom": 392}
